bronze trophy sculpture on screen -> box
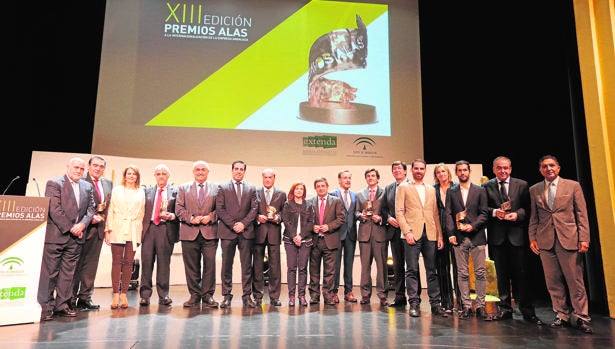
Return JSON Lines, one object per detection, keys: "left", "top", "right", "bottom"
{"left": 299, "top": 14, "right": 376, "bottom": 124}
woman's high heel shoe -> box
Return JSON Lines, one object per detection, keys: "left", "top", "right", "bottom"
{"left": 111, "top": 293, "right": 120, "bottom": 309}
{"left": 120, "top": 293, "right": 129, "bottom": 309}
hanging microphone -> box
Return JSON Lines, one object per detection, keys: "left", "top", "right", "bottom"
{"left": 2, "top": 176, "right": 21, "bottom": 195}
{"left": 32, "top": 178, "right": 42, "bottom": 196}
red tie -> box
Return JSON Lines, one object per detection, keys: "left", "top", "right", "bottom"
{"left": 93, "top": 179, "right": 102, "bottom": 201}
{"left": 369, "top": 189, "right": 375, "bottom": 201}
{"left": 153, "top": 188, "right": 163, "bottom": 225}
{"left": 319, "top": 197, "right": 326, "bottom": 225}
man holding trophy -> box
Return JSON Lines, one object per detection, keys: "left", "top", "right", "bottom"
{"left": 72, "top": 155, "right": 112, "bottom": 311}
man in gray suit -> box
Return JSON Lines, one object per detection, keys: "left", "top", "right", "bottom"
{"left": 308, "top": 176, "right": 345, "bottom": 306}
{"left": 529, "top": 155, "right": 592, "bottom": 334}
{"left": 38, "top": 157, "right": 95, "bottom": 321}
{"left": 175, "top": 160, "right": 220, "bottom": 308}
{"left": 139, "top": 164, "right": 180, "bottom": 306}
{"left": 253, "top": 168, "right": 286, "bottom": 306}
{"left": 72, "top": 155, "right": 112, "bottom": 311}
{"left": 216, "top": 160, "right": 259, "bottom": 308}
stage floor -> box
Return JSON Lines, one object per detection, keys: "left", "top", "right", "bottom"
{"left": 1, "top": 285, "right": 613, "bottom": 349}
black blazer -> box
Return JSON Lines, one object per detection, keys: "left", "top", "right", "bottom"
{"left": 483, "top": 177, "right": 530, "bottom": 247}
{"left": 142, "top": 184, "right": 180, "bottom": 244}
{"left": 255, "top": 186, "right": 287, "bottom": 244}
{"left": 444, "top": 183, "right": 488, "bottom": 246}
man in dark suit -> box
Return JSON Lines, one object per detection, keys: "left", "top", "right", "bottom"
{"left": 328, "top": 170, "right": 358, "bottom": 303}
{"left": 216, "top": 160, "right": 259, "bottom": 308}
{"left": 175, "top": 160, "right": 220, "bottom": 308}
{"left": 253, "top": 168, "right": 286, "bottom": 306}
{"left": 529, "top": 155, "right": 592, "bottom": 334}
{"left": 383, "top": 160, "right": 409, "bottom": 307}
{"left": 72, "top": 155, "right": 112, "bottom": 311}
{"left": 483, "top": 156, "right": 543, "bottom": 325}
{"left": 38, "top": 157, "right": 95, "bottom": 321}
{"left": 139, "top": 164, "right": 180, "bottom": 306}
{"left": 355, "top": 168, "right": 388, "bottom": 306}
{"left": 308, "top": 176, "right": 345, "bottom": 306}
{"left": 444, "top": 160, "right": 490, "bottom": 320}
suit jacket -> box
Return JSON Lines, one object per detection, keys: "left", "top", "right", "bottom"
{"left": 434, "top": 181, "right": 459, "bottom": 233}
{"left": 255, "top": 186, "right": 287, "bottom": 244}
{"left": 483, "top": 177, "right": 530, "bottom": 247}
{"left": 354, "top": 187, "right": 387, "bottom": 243}
{"left": 395, "top": 181, "right": 442, "bottom": 241}
{"left": 281, "top": 200, "right": 315, "bottom": 242}
{"left": 216, "top": 180, "right": 258, "bottom": 240}
{"left": 83, "top": 174, "right": 113, "bottom": 240}
{"left": 44, "top": 174, "right": 95, "bottom": 244}
{"left": 308, "top": 194, "right": 345, "bottom": 249}
{"left": 528, "top": 177, "right": 590, "bottom": 250}
{"left": 329, "top": 188, "right": 357, "bottom": 241}
{"left": 175, "top": 181, "right": 218, "bottom": 241}
{"left": 105, "top": 186, "right": 145, "bottom": 248}
{"left": 444, "top": 183, "right": 488, "bottom": 245}
{"left": 142, "top": 184, "right": 180, "bottom": 244}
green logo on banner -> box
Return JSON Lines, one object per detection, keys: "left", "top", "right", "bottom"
{"left": 303, "top": 136, "right": 337, "bottom": 149}
{"left": 0, "top": 287, "right": 26, "bottom": 300}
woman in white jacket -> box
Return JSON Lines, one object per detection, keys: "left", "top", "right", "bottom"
{"left": 104, "top": 165, "right": 145, "bottom": 309}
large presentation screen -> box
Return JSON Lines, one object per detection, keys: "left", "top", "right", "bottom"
{"left": 93, "top": 0, "right": 421, "bottom": 167}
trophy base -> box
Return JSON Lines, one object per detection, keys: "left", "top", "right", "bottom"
{"left": 299, "top": 102, "right": 377, "bottom": 124}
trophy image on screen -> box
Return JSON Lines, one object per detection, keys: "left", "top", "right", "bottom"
{"left": 266, "top": 205, "right": 277, "bottom": 221}
{"left": 96, "top": 202, "right": 106, "bottom": 221}
{"left": 363, "top": 200, "right": 374, "bottom": 217}
{"left": 455, "top": 210, "right": 468, "bottom": 230}
{"left": 299, "top": 14, "right": 376, "bottom": 124}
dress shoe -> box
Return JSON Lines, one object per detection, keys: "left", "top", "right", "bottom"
{"left": 299, "top": 296, "right": 308, "bottom": 307}
{"left": 220, "top": 295, "right": 233, "bottom": 308}
{"left": 309, "top": 297, "right": 320, "bottom": 305}
{"left": 379, "top": 298, "right": 389, "bottom": 306}
{"left": 344, "top": 292, "right": 357, "bottom": 303}
{"left": 202, "top": 296, "right": 219, "bottom": 308}
{"left": 388, "top": 297, "right": 407, "bottom": 307}
{"left": 458, "top": 307, "right": 471, "bottom": 319}
{"left": 41, "top": 310, "right": 54, "bottom": 321}
{"left": 431, "top": 305, "right": 448, "bottom": 318}
{"left": 495, "top": 310, "right": 513, "bottom": 320}
{"left": 139, "top": 298, "right": 150, "bottom": 306}
{"left": 77, "top": 299, "right": 100, "bottom": 310}
{"left": 288, "top": 296, "right": 295, "bottom": 307}
{"left": 54, "top": 308, "right": 77, "bottom": 317}
{"left": 183, "top": 296, "right": 201, "bottom": 308}
{"left": 359, "top": 296, "right": 370, "bottom": 304}
{"left": 254, "top": 298, "right": 263, "bottom": 306}
{"left": 159, "top": 296, "right": 173, "bottom": 306}
{"left": 270, "top": 298, "right": 282, "bottom": 306}
{"left": 409, "top": 303, "right": 420, "bottom": 317}
{"left": 476, "top": 307, "right": 493, "bottom": 321}
{"left": 550, "top": 316, "right": 569, "bottom": 328}
{"left": 576, "top": 318, "right": 593, "bottom": 334}
{"left": 523, "top": 315, "right": 544, "bottom": 325}
{"left": 325, "top": 298, "right": 336, "bottom": 306}
{"left": 243, "top": 297, "right": 256, "bottom": 308}
{"left": 332, "top": 294, "right": 340, "bottom": 303}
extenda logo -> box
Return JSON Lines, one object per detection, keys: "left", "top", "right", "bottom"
{"left": 303, "top": 136, "right": 337, "bottom": 149}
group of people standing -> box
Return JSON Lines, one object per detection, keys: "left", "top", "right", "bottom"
{"left": 36, "top": 155, "right": 593, "bottom": 334}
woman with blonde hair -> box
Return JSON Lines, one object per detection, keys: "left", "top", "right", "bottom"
{"left": 104, "top": 165, "right": 145, "bottom": 309}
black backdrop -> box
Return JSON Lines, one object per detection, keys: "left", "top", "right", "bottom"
{"left": 10, "top": 1, "right": 606, "bottom": 313}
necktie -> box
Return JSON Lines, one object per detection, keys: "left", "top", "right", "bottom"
{"left": 369, "top": 189, "right": 375, "bottom": 201}
{"left": 344, "top": 190, "right": 350, "bottom": 209}
{"left": 154, "top": 188, "right": 163, "bottom": 224}
{"left": 547, "top": 182, "right": 555, "bottom": 208}
{"left": 71, "top": 181, "right": 80, "bottom": 208}
{"left": 319, "top": 197, "right": 326, "bottom": 225}
{"left": 265, "top": 189, "right": 271, "bottom": 205}
{"left": 93, "top": 178, "right": 102, "bottom": 201}
{"left": 235, "top": 181, "right": 242, "bottom": 203}
{"left": 499, "top": 181, "right": 508, "bottom": 201}
{"left": 198, "top": 184, "right": 205, "bottom": 205}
